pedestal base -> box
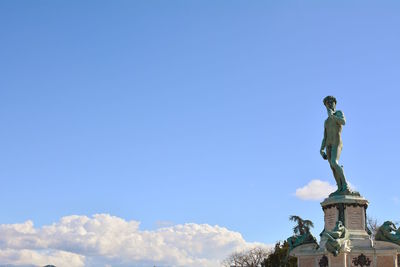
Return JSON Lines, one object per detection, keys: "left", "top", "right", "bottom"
{"left": 292, "top": 241, "right": 400, "bottom": 267}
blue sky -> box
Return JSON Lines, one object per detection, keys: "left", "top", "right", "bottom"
{"left": 1, "top": 1, "right": 400, "bottom": 266}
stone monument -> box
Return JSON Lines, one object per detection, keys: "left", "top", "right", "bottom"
{"left": 288, "top": 96, "right": 400, "bottom": 267}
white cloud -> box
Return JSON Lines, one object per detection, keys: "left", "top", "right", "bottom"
{"left": 0, "top": 249, "right": 85, "bottom": 267}
{"left": 295, "top": 179, "right": 336, "bottom": 200}
{"left": 155, "top": 220, "right": 174, "bottom": 228}
{"left": 0, "top": 214, "right": 272, "bottom": 267}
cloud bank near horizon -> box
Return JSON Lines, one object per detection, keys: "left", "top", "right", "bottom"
{"left": 0, "top": 214, "right": 272, "bottom": 267}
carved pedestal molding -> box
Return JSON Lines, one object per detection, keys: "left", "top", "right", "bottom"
{"left": 318, "top": 255, "right": 328, "bottom": 267}
{"left": 351, "top": 253, "right": 371, "bottom": 266}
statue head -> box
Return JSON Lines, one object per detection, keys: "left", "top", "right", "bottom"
{"left": 332, "top": 220, "right": 345, "bottom": 233}
{"left": 323, "top": 96, "right": 337, "bottom": 110}
{"left": 382, "top": 221, "right": 397, "bottom": 232}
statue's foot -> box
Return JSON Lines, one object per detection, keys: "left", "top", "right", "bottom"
{"left": 341, "top": 185, "right": 360, "bottom": 196}
{"left": 329, "top": 188, "right": 360, "bottom": 197}
{"left": 329, "top": 189, "right": 341, "bottom": 197}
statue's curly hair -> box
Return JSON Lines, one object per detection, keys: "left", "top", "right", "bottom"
{"left": 323, "top": 96, "right": 337, "bottom": 105}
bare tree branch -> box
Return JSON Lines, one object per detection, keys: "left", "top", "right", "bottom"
{"left": 222, "top": 247, "right": 270, "bottom": 267}
{"left": 367, "top": 215, "right": 379, "bottom": 238}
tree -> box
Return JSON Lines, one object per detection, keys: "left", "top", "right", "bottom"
{"left": 222, "top": 247, "right": 270, "bottom": 267}
{"left": 289, "top": 215, "right": 313, "bottom": 235}
{"left": 367, "top": 216, "right": 379, "bottom": 238}
{"left": 261, "top": 241, "right": 297, "bottom": 267}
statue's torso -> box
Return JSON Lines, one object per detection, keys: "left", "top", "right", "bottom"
{"left": 325, "top": 113, "right": 343, "bottom": 146}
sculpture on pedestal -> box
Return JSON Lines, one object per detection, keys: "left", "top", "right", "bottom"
{"left": 320, "top": 96, "right": 359, "bottom": 196}
{"left": 323, "top": 220, "right": 349, "bottom": 256}
{"left": 286, "top": 97, "right": 400, "bottom": 266}
{"left": 287, "top": 215, "right": 318, "bottom": 251}
{"left": 375, "top": 221, "right": 400, "bottom": 245}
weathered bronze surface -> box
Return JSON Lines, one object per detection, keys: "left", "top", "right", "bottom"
{"left": 322, "top": 220, "right": 349, "bottom": 256}
{"left": 286, "top": 216, "right": 318, "bottom": 251}
{"left": 375, "top": 221, "right": 400, "bottom": 245}
{"left": 320, "top": 96, "right": 358, "bottom": 196}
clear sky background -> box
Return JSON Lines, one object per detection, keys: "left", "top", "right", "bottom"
{"left": 1, "top": 1, "right": 400, "bottom": 266}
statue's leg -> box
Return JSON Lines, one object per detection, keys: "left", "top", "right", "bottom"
{"left": 330, "top": 146, "right": 348, "bottom": 191}
{"left": 327, "top": 146, "right": 341, "bottom": 191}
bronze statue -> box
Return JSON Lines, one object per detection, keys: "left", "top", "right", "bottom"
{"left": 375, "top": 221, "right": 400, "bottom": 245}
{"left": 320, "top": 96, "right": 351, "bottom": 196}
{"left": 323, "top": 220, "right": 349, "bottom": 256}
{"left": 286, "top": 215, "right": 318, "bottom": 251}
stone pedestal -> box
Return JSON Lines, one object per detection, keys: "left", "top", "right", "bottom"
{"left": 290, "top": 195, "right": 400, "bottom": 267}
{"left": 323, "top": 206, "right": 338, "bottom": 232}
{"left": 321, "top": 195, "right": 370, "bottom": 240}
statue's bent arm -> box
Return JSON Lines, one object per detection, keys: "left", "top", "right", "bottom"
{"left": 331, "top": 110, "right": 346, "bottom": 125}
